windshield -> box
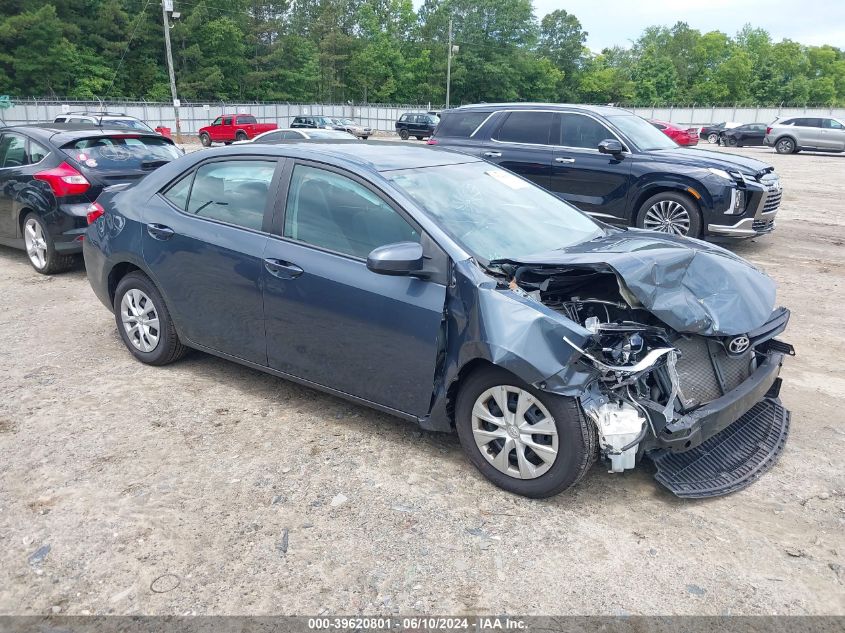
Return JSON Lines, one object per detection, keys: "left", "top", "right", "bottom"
{"left": 386, "top": 162, "right": 603, "bottom": 261}
{"left": 104, "top": 118, "right": 155, "bottom": 133}
{"left": 62, "top": 136, "right": 181, "bottom": 172}
{"left": 607, "top": 114, "right": 677, "bottom": 151}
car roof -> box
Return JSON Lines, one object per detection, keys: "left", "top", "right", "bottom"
{"left": 200, "top": 141, "right": 480, "bottom": 172}
{"left": 1, "top": 123, "right": 166, "bottom": 145}
{"left": 448, "top": 102, "right": 629, "bottom": 116}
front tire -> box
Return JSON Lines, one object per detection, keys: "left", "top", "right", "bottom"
{"left": 635, "top": 191, "right": 702, "bottom": 238}
{"left": 454, "top": 366, "right": 597, "bottom": 498}
{"left": 22, "top": 212, "right": 76, "bottom": 275}
{"left": 200, "top": 133, "right": 211, "bottom": 147}
{"left": 114, "top": 271, "right": 187, "bottom": 366}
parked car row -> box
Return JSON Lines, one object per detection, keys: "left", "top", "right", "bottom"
{"left": 0, "top": 108, "right": 794, "bottom": 500}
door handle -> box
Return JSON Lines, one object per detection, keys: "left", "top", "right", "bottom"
{"left": 264, "top": 258, "right": 303, "bottom": 279}
{"left": 482, "top": 151, "right": 502, "bottom": 158}
{"left": 555, "top": 157, "right": 576, "bottom": 164}
{"left": 146, "top": 223, "right": 175, "bottom": 240}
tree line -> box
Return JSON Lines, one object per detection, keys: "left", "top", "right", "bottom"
{"left": 1, "top": 0, "right": 844, "bottom": 107}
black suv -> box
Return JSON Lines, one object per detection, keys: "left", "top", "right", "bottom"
{"left": 290, "top": 116, "right": 334, "bottom": 129}
{"left": 396, "top": 112, "right": 439, "bottom": 140}
{"left": 0, "top": 124, "right": 180, "bottom": 273}
{"left": 430, "top": 104, "right": 782, "bottom": 240}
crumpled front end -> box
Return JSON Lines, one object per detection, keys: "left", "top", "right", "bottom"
{"left": 482, "top": 231, "right": 794, "bottom": 498}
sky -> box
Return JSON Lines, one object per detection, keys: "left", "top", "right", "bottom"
{"left": 532, "top": 0, "right": 845, "bottom": 52}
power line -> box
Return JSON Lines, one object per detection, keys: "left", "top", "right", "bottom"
{"left": 104, "top": 0, "right": 154, "bottom": 98}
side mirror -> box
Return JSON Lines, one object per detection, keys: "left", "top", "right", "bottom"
{"left": 367, "top": 242, "right": 425, "bottom": 276}
{"left": 598, "top": 139, "right": 626, "bottom": 155}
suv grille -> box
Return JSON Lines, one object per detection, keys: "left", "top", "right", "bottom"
{"left": 759, "top": 173, "right": 782, "bottom": 214}
{"left": 753, "top": 218, "right": 775, "bottom": 232}
{"left": 674, "top": 337, "right": 753, "bottom": 407}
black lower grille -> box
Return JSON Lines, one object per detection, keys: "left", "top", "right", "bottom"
{"left": 674, "top": 337, "right": 753, "bottom": 406}
{"left": 763, "top": 190, "right": 782, "bottom": 213}
{"left": 753, "top": 218, "right": 775, "bottom": 232}
{"left": 650, "top": 399, "right": 790, "bottom": 498}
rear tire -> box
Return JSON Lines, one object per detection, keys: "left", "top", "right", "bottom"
{"left": 775, "top": 137, "right": 796, "bottom": 154}
{"left": 114, "top": 271, "right": 187, "bottom": 366}
{"left": 235, "top": 131, "right": 248, "bottom": 142}
{"left": 415, "top": 135, "right": 423, "bottom": 140}
{"left": 22, "top": 212, "right": 76, "bottom": 275}
{"left": 454, "top": 365, "right": 597, "bottom": 498}
{"left": 362, "top": 136, "right": 369, "bottom": 140}
{"left": 200, "top": 133, "right": 211, "bottom": 147}
{"left": 707, "top": 132, "right": 719, "bottom": 144}
{"left": 399, "top": 129, "right": 409, "bottom": 140}
{"left": 635, "top": 191, "right": 702, "bottom": 238}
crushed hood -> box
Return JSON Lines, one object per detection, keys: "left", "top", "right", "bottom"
{"left": 492, "top": 230, "right": 777, "bottom": 337}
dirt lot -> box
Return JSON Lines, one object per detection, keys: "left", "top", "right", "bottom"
{"left": 0, "top": 145, "right": 843, "bottom": 616}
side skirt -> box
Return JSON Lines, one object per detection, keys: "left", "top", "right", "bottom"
{"left": 184, "top": 339, "right": 423, "bottom": 427}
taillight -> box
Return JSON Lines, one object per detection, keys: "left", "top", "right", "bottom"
{"left": 86, "top": 201, "right": 105, "bottom": 224}
{"left": 34, "top": 162, "right": 90, "bottom": 197}
{"left": 426, "top": 138, "right": 438, "bottom": 145}
{"left": 766, "top": 127, "right": 772, "bottom": 135}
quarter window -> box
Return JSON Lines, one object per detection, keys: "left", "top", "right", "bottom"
{"left": 182, "top": 160, "right": 275, "bottom": 230}
{"left": 283, "top": 164, "right": 419, "bottom": 259}
{"left": 560, "top": 114, "right": 615, "bottom": 149}
{"left": 162, "top": 172, "right": 194, "bottom": 211}
{"left": 0, "top": 133, "right": 27, "bottom": 168}
{"left": 27, "top": 139, "right": 48, "bottom": 164}
{"left": 496, "top": 112, "right": 554, "bottom": 145}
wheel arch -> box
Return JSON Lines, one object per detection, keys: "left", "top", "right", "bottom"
{"left": 629, "top": 183, "right": 704, "bottom": 227}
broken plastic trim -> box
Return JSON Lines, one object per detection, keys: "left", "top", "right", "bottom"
{"left": 563, "top": 336, "right": 676, "bottom": 375}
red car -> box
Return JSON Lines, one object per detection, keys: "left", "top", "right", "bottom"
{"left": 198, "top": 114, "right": 277, "bottom": 146}
{"left": 649, "top": 120, "right": 699, "bottom": 146}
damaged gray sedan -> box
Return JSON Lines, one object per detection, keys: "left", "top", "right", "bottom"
{"left": 84, "top": 142, "right": 793, "bottom": 499}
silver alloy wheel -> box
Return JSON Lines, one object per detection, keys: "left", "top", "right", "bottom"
{"left": 120, "top": 289, "right": 160, "bottom": 352}
{"left": 643, "top": 199, "right": 692, "bottom": 236}
{"left": 707, "top": 132, "right": 718, "bottom": 144}
{"left": 777, "top": 138, "right": 794, "bottom": 154}
{"left": 471, "top": 385, "right": 559, "bottom": 479}
{"left": 23, "top": 218, "right": 48, "bottom": 269}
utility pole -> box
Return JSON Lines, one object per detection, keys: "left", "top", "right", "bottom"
{"left": 162, "top": 0, "right": 182, "bottom": 143}
{"left": 446, "top": 18, "right": 452, "bottom": 110}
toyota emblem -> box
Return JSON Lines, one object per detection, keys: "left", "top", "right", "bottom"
{"left": 727, "top": 335, "right": 751, "bottom": 355}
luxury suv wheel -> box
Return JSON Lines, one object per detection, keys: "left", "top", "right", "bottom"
{"left": 114, "top": 271, "right": 187, "bottom": 366}
{"left": 22, "top": 212, "right": 76, "bottom": 275}
{"left": 707, "top": 132, "right": 719, "bottom": 144}
{"left": 636, "top": 191, "right": 702, "bottom": 238}
{"left": 455, "top": 366, "right": 597, "bottom": 498}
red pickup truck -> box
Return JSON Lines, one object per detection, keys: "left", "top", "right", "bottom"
{"left": 198, "top": 114, "right": 277, "bottom": 146}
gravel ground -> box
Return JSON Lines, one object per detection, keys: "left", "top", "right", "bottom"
{"left": 0, "top": 145, "right": 843, "bottom": 616}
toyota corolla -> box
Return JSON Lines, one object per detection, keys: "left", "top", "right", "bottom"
{"left": 83, "top": 142, "right": 793, "bottom": 498}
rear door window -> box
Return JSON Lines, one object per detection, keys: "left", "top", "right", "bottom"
{"left": 560, "top": 113, "right": 615, "bottom": 149}
{"left": 495, "top": 111, "right": 554, "bottom": 145}
{"left": 823, "top": 119, "right": 844, "bottom": 129}
{"left": 0, "top": 133, "right": 28, "bottom": 167}
{"left": 186, "top": 160, "right": 276, "bottom": 231}
{"left": 62, "top": 136, "right": 181, "bottom": 172}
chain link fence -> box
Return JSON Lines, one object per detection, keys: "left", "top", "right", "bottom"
{"left": 2, "top": 98, "right": 844, "bottom": 134}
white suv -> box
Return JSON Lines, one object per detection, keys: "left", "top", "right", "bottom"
{"left": 764, "top": 116, "right": 845, "bottom": 154}
{"left": 53, "top": 112, "right": 165, "bottom": 135}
